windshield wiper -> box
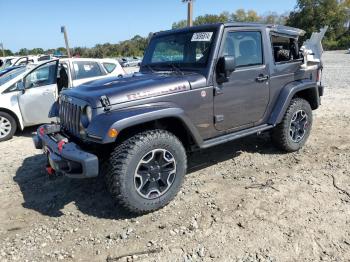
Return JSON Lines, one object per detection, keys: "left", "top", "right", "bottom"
{"left": 166, "top": 63, "right": 184, "bottom": 76}
{"left": 144, "top": 64, "right": 156, "bottom": 73}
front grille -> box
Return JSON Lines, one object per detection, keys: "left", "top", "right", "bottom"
{"left": 59, "top": 100, "right": 81, "bottom": 136}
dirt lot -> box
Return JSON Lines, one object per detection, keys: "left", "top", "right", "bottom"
{"left": 0, "top": 51, "right": 349, "bottom": 262}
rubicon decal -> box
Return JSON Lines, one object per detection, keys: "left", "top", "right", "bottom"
{"left": 126, "top": 84, "right": 188, "bottom": 101}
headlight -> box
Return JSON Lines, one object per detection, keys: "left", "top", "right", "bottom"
{"left": 81, "top": 105, "right": 92, "bottom": 128}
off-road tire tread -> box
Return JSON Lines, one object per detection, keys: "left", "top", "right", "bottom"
{"left": 103, "top": 129, "right": 187, "bottom": 214}
{"left": 272, "top": 98, "right": 312, "bottom": 152}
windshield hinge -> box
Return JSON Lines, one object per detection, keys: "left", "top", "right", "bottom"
{"left": 214, "top": 86, "right": 223, "bottom": 96}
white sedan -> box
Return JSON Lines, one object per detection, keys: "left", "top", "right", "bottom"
{"left": 0, "top": 58, "right": 125, "bottom": 141}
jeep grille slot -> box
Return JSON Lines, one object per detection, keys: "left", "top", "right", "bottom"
{"left": 59, "top": 100, "right": 81, "bottom": 136}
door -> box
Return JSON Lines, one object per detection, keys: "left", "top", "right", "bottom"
{"left": 18, "top": 60, "right": 59, "bottom": 125}
{"left": 214, "top": 30, "right": 270, "bottom": 131}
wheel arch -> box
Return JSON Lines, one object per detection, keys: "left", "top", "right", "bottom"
{"left": 292, "top": 88, "right": 319, "bottom": 110}
{"left": 0, "top": 107, "right": 22, "bottom": 131}
{"left": 268, "top": 80, "right": 319, "bottom": 125}
{"left": 87, "top": 105, "right": 204, "bottom": 150}
{"left": 116, "top": 116, "right": 199, "bottom": 151}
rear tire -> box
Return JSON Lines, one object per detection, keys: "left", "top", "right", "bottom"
{"left": 0, "top": 112, "right": 17, "bottom": 142}
{"left": 272, "top": 98, "right": 312, "bottom": 152}
{"left": 103, "top": 129, "right": 187, "bottom": 214}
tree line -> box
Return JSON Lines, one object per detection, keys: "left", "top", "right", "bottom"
{"left": 3, "top": 0, "right": 349, "bottom": 57}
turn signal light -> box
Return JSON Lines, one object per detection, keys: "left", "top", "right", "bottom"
{"left": 108, "top": 128, "right": 118, "bottom": 138}
{"left": 316, "top": 69, "right": 322, "bottom": 83}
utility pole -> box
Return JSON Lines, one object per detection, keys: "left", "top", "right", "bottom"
{"left": 182, "top": 0, "right": 194, "bottom": 27}
{"left": 60, "top": 26, "right": 71, "bottom": 58}
{"left": 0, "top": 43, "right": 4, "bottom": 57}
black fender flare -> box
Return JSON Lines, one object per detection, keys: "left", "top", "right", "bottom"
{"left": 86, "top": 103, "right": 203, "bottom": 145}
{"left": 268, "top": 80, "right": 319, "bottom": 125}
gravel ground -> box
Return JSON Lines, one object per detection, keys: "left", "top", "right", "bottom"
{"left": 0, "top": 51, "right": 349, "bottom": 262}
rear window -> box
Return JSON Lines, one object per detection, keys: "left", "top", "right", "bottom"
{"left": 103, "top": 62, "right": 117, "bottom": 73}
{"left": 271, "top": 35, "right": 301, "bottom": 63}
{"left": 72, "top": 61, "right": 105, "bottom": 80}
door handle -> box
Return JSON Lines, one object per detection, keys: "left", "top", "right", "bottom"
{"left": 43, "top": 91, "right": 52, "bottom": 95}
{"left": 256, "top": 74, "right": 269, "bottom": 83}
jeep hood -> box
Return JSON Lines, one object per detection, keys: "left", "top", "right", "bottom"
{"left": 62, "top": 72, "right": 207, "bottom": 108}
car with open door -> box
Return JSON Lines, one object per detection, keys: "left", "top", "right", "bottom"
{"left": 0, "top": 58, "right": 125, "bottom": 141}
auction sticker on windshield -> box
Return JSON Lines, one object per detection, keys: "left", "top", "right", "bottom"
{"left": 191, "top": 32, "right": 213, "bottom": 42}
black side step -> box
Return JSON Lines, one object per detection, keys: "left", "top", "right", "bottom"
{"left": 200, "top": 124, "right": 273, "bottom": 149}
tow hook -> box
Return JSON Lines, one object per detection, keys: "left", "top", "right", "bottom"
{"left": 46, "top": 166, "right": 55, "bottom": 176}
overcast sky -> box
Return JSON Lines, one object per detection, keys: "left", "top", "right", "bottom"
{"left": 0, "top": 0, "right": 296, "bottom": 52}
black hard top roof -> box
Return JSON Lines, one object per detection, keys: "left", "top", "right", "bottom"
{"left": 155, "top": 22, "right": 305, "bottom": 37}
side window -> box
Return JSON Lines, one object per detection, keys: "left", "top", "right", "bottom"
{"left": 103, "top": 62, "right": 117, "bottom": 73}
{"left": 73, "top": 61, "right": 105, "bottom": 80}
{"left": 223, "top": 31, "right": 263, "bottom": 68}
{"left": 271, "top": 35, "right": 300, "bottom": 63}
{"left": 24, "top": 61, "right": 57, "bottom": 89}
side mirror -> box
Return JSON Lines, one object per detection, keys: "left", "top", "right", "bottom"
{"left": 216, "top": 56, "right": 236, "bottom": 83}
{"left": 16, "top": 81, "right": 25, "bottom": 93}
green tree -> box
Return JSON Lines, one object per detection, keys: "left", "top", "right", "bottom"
{"left": 3, "top": 49, "right": 13, "bottom": 56}
{"left": 232, "top": 9, "right": 246, "bottom": 22}
{"left": 194, "top": 13, "right": 230, "bottom": 25}
{"left": 29, "top": 48, "right": 44, "bottom": 55}
{"left": 18, "top": 48, "right": 29, "bottom": 56}
{"left": 287, "top": 0, "right": 348, "bottom": 39}
{"left": 246, "top": 10, "right": 261, "bottom": 22}
{"left": 172, "top": 20, "right": 187, "bottom": 29}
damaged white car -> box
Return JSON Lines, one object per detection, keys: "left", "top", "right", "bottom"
{"left": 0, "top": 58, "right": 125, "bottom": 141}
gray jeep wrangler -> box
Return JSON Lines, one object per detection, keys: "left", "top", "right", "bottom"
{"left": 33, "top": 23, "right": 326, "bottom": 214}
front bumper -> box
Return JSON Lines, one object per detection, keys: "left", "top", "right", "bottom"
{"left": 33, "top": 124, "right": 99, "bottom": 178}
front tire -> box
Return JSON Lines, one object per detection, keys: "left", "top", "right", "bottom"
{"left": 0, "top": 112, "right": 17, "bottom": 142}
{"left": 104, "top": 130, "right": 187, "bottom": 214}
{"left": 272, "top": 98, "right": 313, "bottom": 152}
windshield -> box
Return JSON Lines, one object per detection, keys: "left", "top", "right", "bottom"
{"left": 142, "top": 30, "right": 217, "bottom": 70}
{"left": 0, "top": 67, "right": 26, "bottom": 86}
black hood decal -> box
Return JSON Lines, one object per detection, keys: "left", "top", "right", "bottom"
{"left": 62, "top": 72, "right": 207, "bottom": 108}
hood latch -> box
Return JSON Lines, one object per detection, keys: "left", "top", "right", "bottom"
{"left": 100, "top": 95, "right": 111, "bottom": 111}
